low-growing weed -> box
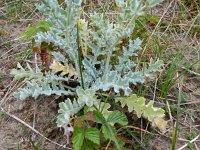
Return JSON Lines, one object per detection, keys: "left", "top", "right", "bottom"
{"left": 186, "top": 130, "right": 198, "bottom": 149}
{"left": 15, "top": 48, "right": 32, "bottom": 62}
{"left": 0, "top": 111, "right": 6, "bottom": 118}
{"left": 2, "top": 0, "right": 37, "bottom": 22}
{"left": 0, "top": 72, "right": 6, "bottom": 79}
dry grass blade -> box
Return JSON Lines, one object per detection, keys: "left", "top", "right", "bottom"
{"left": 0, "top": 107, "right": 70, "bottom": 149}
{"left": 177, "top": 135, "right": 200, "bottom": 150}
{"left": 0, "top": 80, "right": 24, "bottom": 107}
{"left": 136, "top": 0, "right": 175, "bottom": 70}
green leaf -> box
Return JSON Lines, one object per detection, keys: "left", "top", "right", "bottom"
{"left": 85, "top": 128, "right": 100, "bottom": 145}
{"left": 143, "top": 101, "right": 165, "bottom": 121}
{"left": 82, "top": 140, "right": 98, "bottom": 150}
{"left": 94, "top": 110, "right": 106, "bottom": 124}
{"left": 116, "top": 94, "right": 165, "bottom": 121}
{"left": 73, "top": 127, "right": 100, "bottom": 150}
{"left": 94, "top": 111, "right": 121, "bottom": 150}
{"left": 21, "top": 21, "right": 52, "bottom": 38}
{"left": 73, "top": 127, "right": 85, "bottom": 150}
{"left": 102, "top": 124, "right": 116, "bottom": 140}
{"left": 107, "top": 111, "right": 128, "bottom": 126}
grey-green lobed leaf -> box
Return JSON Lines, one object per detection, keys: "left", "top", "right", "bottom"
{"left": 76, "top": 88, "right": 96, "bottom": 107}
{"left": 11, "top": 63, "right": 43, "bottom": 80}
{"left": 143, "top": 58, "right": 164, "bottom": 79}
{"left": 14, "top": 81, "right": 75, "bottom": 101}
{"left": 93, "top": 71, "right": 131, "bottom": 96}
{"left": 146, "top": 0, "right": 163, "bottom": 7}
{"left": 56, "top": 88, "right": 96, "bottom": 127}
{"left": 57, "top": 99, "right": 84, "bottom": 127}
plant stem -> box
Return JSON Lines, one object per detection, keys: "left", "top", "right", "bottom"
{"left": 103, "top": 43, "right": 116, "bottom": 78}
{"left": 172, "top": 76, "right": 183, "bottom": 150}
{"left": 77, "top": 23, "right": 84, "bottom": 89}
{"left": 100, "top": 96, "right": 109, "bottom": 113}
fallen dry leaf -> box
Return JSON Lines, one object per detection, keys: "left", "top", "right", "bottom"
{"left": 152, "top": 117, "right": 168, "bottom": 132}
{"left": 50, "top": 60, "right": 78, "bottom": 79}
